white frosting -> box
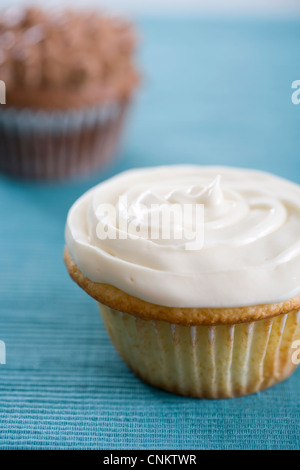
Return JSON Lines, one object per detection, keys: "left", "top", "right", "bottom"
{"left": 65, "top": 166, "right": 300, "bottom": 308}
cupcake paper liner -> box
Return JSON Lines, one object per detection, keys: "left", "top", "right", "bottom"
{"left": 99, "top": 304, "right": 300, "bottom": 398}
{"left": 0, "top": 101, "right": 128, "bottom": 180}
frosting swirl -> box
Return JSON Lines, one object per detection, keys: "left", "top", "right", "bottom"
{"left": 65, "top": 166, "right": 300, "bottom": 308}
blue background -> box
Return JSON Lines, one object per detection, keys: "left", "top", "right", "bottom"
{"left": 0, "top": 18, "right": 300, "bottom": 449}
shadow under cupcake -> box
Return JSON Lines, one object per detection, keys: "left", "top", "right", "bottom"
{"left": 0, "top": 7, "right": 139, "bottom": 180}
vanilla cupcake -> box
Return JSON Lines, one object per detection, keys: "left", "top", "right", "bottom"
{"left": 64, "top": 166, "right": 300, "bottom": 398}
{"left": 0, "top": 7, "right": 139, "bottom": 179}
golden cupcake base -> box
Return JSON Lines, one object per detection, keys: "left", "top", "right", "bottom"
{"left": 64, "top": 248, "right": 300, "bottom": 398}
{"left": 100, "top": 304, "right": 300, "bottom": 399}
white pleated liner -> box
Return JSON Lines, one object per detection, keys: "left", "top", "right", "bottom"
{"left": 100, "top": 305, "right": 300, "bottom": 398}
{"left": 0, "top": 101, "right": 128, "bottom": 180}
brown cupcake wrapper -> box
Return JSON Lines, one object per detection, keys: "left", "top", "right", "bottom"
{"left": 0, "top": 100, "right": 129, "bottom": 180}
{"left": 100, "top": 304, "right": 300, "bottom": 399}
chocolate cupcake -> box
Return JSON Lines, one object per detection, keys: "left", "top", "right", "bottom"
{"left": 0, "top": 7, "right": 139, "bottom": 179}
{"left": 64, "top": 166, "right": 300, "bottom": 398}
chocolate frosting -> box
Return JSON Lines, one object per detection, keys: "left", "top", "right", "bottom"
{"left": 0, "top": 7, "right": 139, "bottom": 108}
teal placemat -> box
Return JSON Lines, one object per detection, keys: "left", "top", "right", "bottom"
{"left": 0, "top": 17, "right": 300, "bottom": 449}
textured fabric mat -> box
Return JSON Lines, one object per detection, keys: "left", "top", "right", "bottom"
{"left": 0, "top": 17, "right": 299, "bottom": 449}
